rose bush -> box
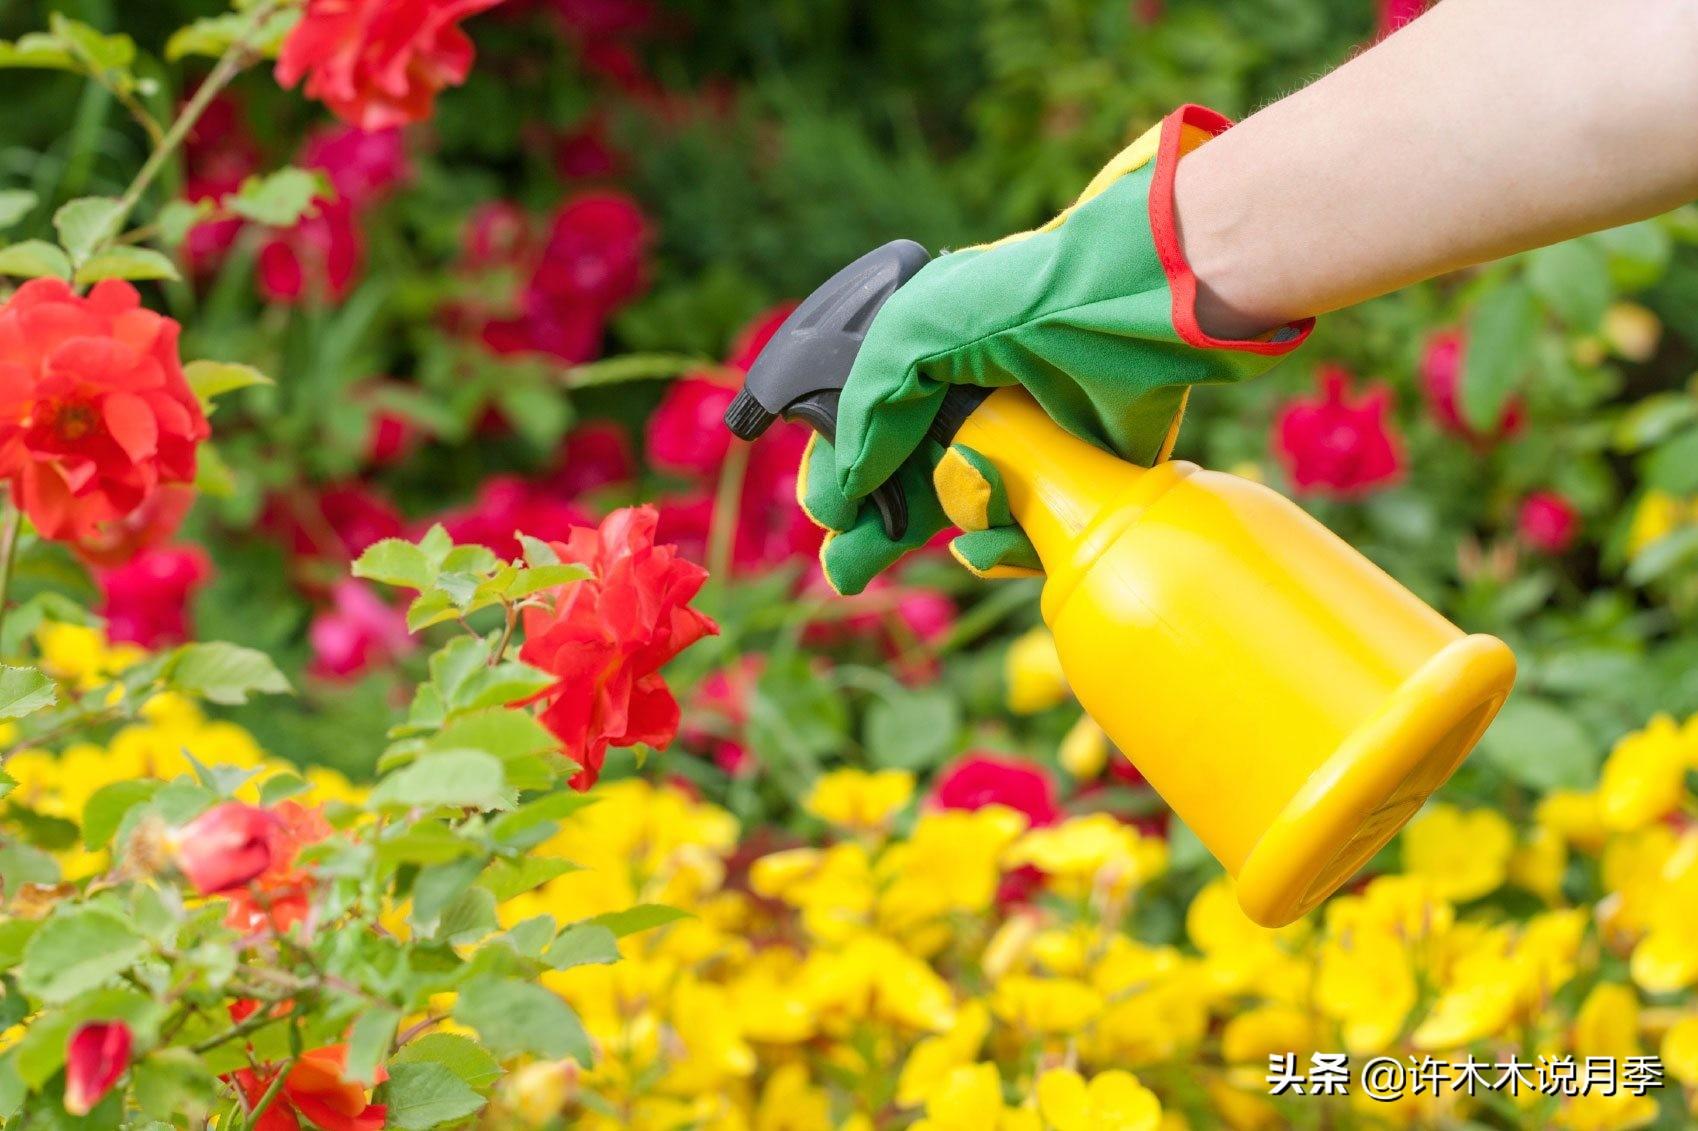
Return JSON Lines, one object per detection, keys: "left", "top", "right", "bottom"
{"left": 0, "top": 0, "right": 1694, "bottom": 1127}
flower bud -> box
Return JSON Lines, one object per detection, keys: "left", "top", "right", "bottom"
{"left": 1005, "top": 627, "right": 1068, "bottom": 715}
{"left": 64, "top": 1021, "right": 131, "bottom": 1115}
{"left": 172, "top": 802, "right": 281, "bottom": 894}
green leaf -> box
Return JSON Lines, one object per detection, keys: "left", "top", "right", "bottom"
{"left": 488, "top": 791, "right": 596, "bottom": 847}
{"left": 74, "top": 246, "right": 179, "bottom": 285}
{"left": 865, "top": 688, "right": 958, "bottom": 769}
{"left": 193, "top": 441, "right": 236, "bottom": 498}
{"left": 438, "top": 886, "right": 499, "bottom": 944}
{"left": 454, "top": 976, "right": 592, "bottom": 1063}
{"left": 1526, "top": 239, "right": 1611, "bottom": 332}
{"left": 155, "top": 199, "right": 212, "bottom": 248}
{"left": 164, "top": 642, "right": 292, "bottom": 704}
{"left": 392, "top": 1033, "right": 501, "bottom": 1091}
{"left": 18, "top": 906, "right": 146, "bottom": 1003}
{"left": 0, "top": 190, "right": 37, "bottom": 231}
{"left": 53, "top": 196, "right": 124, "bottom": 265}
{"left": 1640, "top": 428, "right": 1698, "bottom": 496}
{"left": 519, "top": 535, "right": 560, "bottom": 567}
{"left": 0, "top": 34, "right": 74, "bottom": 69}
{"left": 478, "top": 856, "right": 577, "bottom": 903}
{"left": 344, "top": 1006, "right": 401, "bottom": 1086}
{"left": 499, "top": 563, "right": 590, "bottom": 600}
{"left": 1613, "top": 396, "right": 1698, "bottom": 451}
{"left": 375, "top": 820, "right": 481, "bottom": 868}
{"left": 229, "top": 167, "right": 327, "bottom": 228}
{"left": 0, "top": 240, "right": 72, "bottom": 280}
{"left": 411, "top": 857, "right": 484, "bottom": 934}
{"left": 1476, "top": 696, "right": 1598, "bottom": 791}
{"left": 48, "top": 15, "right": 135, "bottom": 73}
{"left": 259, "top": 773, "right": 309, "bottom": 806}
{"left": 383, "top": 1062, "right": 487, "bottom": 1130}
{"left": 165, "top": 8, "right": 298, "bottom": 61}
{"left": 1461, "top": 281, "right": 1539, "bottom": 433}
{"left": 0, "top": 919, "right": 40, "bottom": 970}
{"left": 584, "top": 903, "right": 690, "bottom": 939}
{"left": 355, "top": 538, "right": 438, "bottom": 591}
{"left": 544, "top": 923, "right": 619, "bottom": 970}
{"left": 429, "top": 709, "right": 562, "bottom": 791}
{"left": 0, "top": 665, "right": 54, "bottom": 720}
{"left": 406, "top": 589, "right": 460, "bottom": 632}
{"left": 182, "top": 360, "right": 272, "bottom": 408}
{"left": 1627, "top": 525, "right": 1698, "bottom": 585}
{"left": 371, "top": 749, "right": 512, "bottom": 811}
{"left": 82, "top": 779, "right": 160, "bottom": 850}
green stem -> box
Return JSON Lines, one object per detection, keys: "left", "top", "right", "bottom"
{"left": 705, "top": 440, "right": 750, "bottom": 584}
{"left": 104, "top": 0, "right": 283, "bottom": 249}
{"left": 0, "top": 499, "right": 22, "bottom": 648}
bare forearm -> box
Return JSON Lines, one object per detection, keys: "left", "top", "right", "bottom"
{"left": 1175, "top": 0, "right": 1698, "bottom": 339}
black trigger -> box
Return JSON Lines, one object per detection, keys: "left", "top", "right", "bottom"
{"left": 871, "top": 481, "right": 908, "bottom": 540}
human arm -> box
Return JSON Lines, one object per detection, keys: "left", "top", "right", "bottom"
{"left": 1176, "top": 0, "right": 1698, "bottom": 339}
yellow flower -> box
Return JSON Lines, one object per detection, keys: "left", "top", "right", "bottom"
{"left": 1315, "top": 930, "right": 1416, "bottom": 1052}
{"left": 1627, "top": 829, "right": 1698, "bottom": 993}
{"left": 1005, "top": 627, "right": 1067, "bottom": 715}
{"left": 1556, "top": 1089, "right": 1659, "bottom": 1131}
{"left": 1058, "top": 714, "right": 1108, "bottom": 779}
{"left": 727, "top": 951, "right": 815, "bottom": 1044}
{"left": 1324, "top": 874, "right": 1453, "bottom": 943}
{"left": 1220, "top": 1005, "right": 1316, "bottom": 1066}
{"left": 1626, "top": 489, "right": 1697, "bottom": 556}
{"left": 1185, "top": 877, "right": 1307, "bottom": 996}
{"left": 1661, "top": 1015, "right": 1698, "bottom": 1087}
{"left": 989, "top": 975, "right": 1103, "bottom": 1035}
{"left": 1573, "top": 983, "right": 1639, "bottom": 1059}
{"left": 878, "top": 808, "right": 1027, "bottom": 937}
{"left": 897, "top": 1002, "right": 990, "bottom": 1108}
{"left": 804, "top": 768, "right": 913, "bottom": 831}
{"left": 748, "top": 843, "right": 873, "bottom": 942}
{"left": 37, "top": 622, "right": 142, "bottom": 687}
{"left": 1004, "top": 814, "right": 1165, "bottom": 898}
{"left": 754, "top": 1063, "right": 833, "bottom": 1131}
{"left": 501, "top": 1061, "right": 577, "bottom": 1126}
{"left": 798, "top": 933, "right": 956, "bottom": 1033}
{"left": 1036, "top": 1068, "right": 1162, "bottom": 1131}
{"left": 1598, "top": 713, "right": 1698, "bottom": 830}
{"left": 1537, "top": 790, "right": 1609, "bottom": 855}
{"left": 1509, "top": 825, "right": 1568, "bottom": 903}
{"left": 1400, "top": 803, "right": 1513, "bottom": 902}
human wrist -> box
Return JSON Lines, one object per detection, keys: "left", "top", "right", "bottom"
{"left": 1170, "top": 140, "right": 1288, "bottom": 342}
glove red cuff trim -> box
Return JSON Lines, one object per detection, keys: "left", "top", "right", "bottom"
{"left": 1149, "top": 103, "right": 1315, "bottom": 355}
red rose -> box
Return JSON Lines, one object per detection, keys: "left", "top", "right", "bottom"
{"left": 64, "top": 1022, "right": 131, "bottom": 1116}
{"left": 265, "top": 483, "right": 406, "bottom": 565}
{"left": 647, "top": 374, "right": 737, "bottom": 475}
{"left": 1517, "top": 490, "right": 1581, "bottom": 554}
{"left": 1419, "top": 330, "right": 1525, "bottom": 444}
{"left": 1273, "top": 365, "right": 1405, "bottom": 498}
{"left": 257, "top": 197, "right": 364, "bottom": 305}
{"left": 553, "top": 114, "right": 621, "bottom": 181}
{"left": 0, "top": 280, "right": 208, "bottom": 542}
{"left": 309, "top": 580, "right": 416, "bottom": 679}
{"left": 73, "top": 483, "right": 196, "bottom": 568}
{"left": 529, "top": 190, "right": 649, "bottom": 316}
{"left": 932, "top": 752, "right": 1062, "bottom": 828}
{"left": 97, "top": 544, "right": 210, "bottom": 649}
{"left": 232, "top": 1045, "right": 386, "bottom": 1131}
{"left": 434, "top": 475, "right": 593, "bottom": 561}
{"left": 549, "top": 421, "right": 634, "bottom": 497}
{"left": 222, "top": 801, "right": 333, "bottom": 937}
{"left": 517, "top": 505, "right": 718, "bottom": 789}
{"left": 173, "top": 802, "right": 282, "bottom": 895}
{"left": 301, "top": 124, "right": 413, "bottom": 207}
{"left": 275, "top": 0, "right": 505, "bottom": 131}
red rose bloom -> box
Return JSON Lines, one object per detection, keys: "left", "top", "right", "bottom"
{"left": 647, "top": 374, "right": 736, "bottom": 475}
{"left": 64, "top": 1022, "right": 131, "bottom": 1116}
{"left": 173, "top": 802, "right": 282, "bottom": 895}
{"left": 549, "top": 420, "right": 634, "bottom": 497}
{"left": 435, "top": 475, "right": 592, "bottom": 561}
{"left": 73, "top": 483, "right": 196, "bottom": 568}
{"left": 1517, "top": 490, "right": 1581, "bottom": 554}
{"left": 302, "top": 124, "right": 413, "bottom": 206}
{"left": 309, "top": 580, "right": 416, "bottom": 679}
{"left": 257, "top": 197, "right": 365, "bottom": 305}
{"left": 518, "top": 505, "right": 718, "bottom": 789}
{"left": 232, "top": 1045, "right": 386, "bottom": 1131}
{"left": 275, "top": 0, "right": 505, "bottom": 131}
{"left": 98, "top": 544, "right": 210, "bottom": 648}
{"left": 1419, "top": 330, "right": 1525, "bottom": 444}
{"left": 933, "top": 752, "right": 1062, "bottom": 828}
{"left": 0, "top": 280, "right": 208, "bottom": 542}
{"left": 1273, "top": 365, "right": 1405, "bottom": 498}
{"left": 528, "top": 191, "right": 649, "bottom": 316}
{"left": 222, "top": 801, "right": 333, "bottom": 936}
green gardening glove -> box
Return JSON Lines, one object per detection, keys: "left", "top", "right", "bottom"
{"left": 800, "top": 433, "right": 1042, "bottom": 596}
{"left": 829, "top": 104, "right": 1311, "bottom": 549}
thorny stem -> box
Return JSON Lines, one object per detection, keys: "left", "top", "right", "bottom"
{"left": 105, "top": 0, "right": 284, "bottom": 250}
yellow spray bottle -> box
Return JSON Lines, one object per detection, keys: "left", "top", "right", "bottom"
{"left": 725, "top": 241, "right": 1515, "bottom": 927}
